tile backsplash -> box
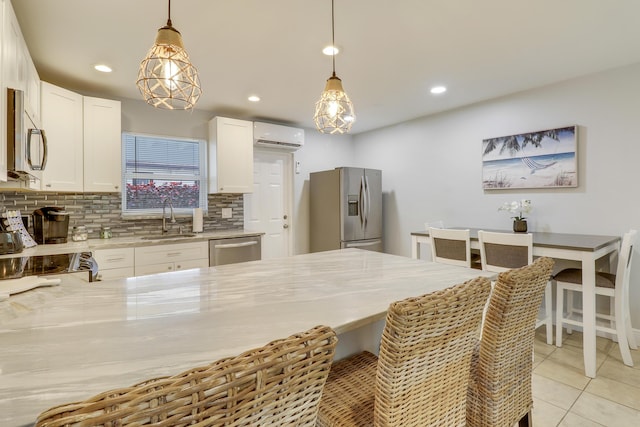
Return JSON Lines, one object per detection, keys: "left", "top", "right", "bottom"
{"left": 0, "top": 191, "right": 244, "bottom": 239}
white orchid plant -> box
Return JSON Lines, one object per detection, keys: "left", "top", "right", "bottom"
{"left": 498, "top": 199, "right": 532, "bottom": 221}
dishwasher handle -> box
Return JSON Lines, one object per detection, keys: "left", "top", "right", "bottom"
{"left": 214, "top": 241, "right": 259, "bottom": 249}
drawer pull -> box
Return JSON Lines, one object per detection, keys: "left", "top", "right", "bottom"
{"left": 167, "top": 252, "right": 182, "bottom": 257}
{"left": 106, "top": 257, "right": 126, "bottom": 262}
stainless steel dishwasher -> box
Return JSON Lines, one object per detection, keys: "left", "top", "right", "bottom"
{"left": 209, "top": 235, "right": 261, "bottom": 266}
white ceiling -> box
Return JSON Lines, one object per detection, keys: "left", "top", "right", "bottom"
{"left": 12, "top": 0, "right": 640, "bottom": 134}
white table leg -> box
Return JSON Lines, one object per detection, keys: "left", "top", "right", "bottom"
{"left": 581, "top": 255, "right": 597, "bottom": 378}
{"left": 411, "top": 235, "right": 420, "bottom": 259}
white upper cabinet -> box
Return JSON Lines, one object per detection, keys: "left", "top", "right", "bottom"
{"left": 83, "top": 96, "right": 121, "bottom": 192}
{"left": 2, "top": 0, "right": 26, "bottom": 92}
{"left": 0, "top": 0, "right": 7, "bottom": 182}
{"left": 40, "top": 82, "right": 84, "bottom": 192}
{"left": 208, "top": 116, "right": 253, "bottom": 193}
{"left": 25, "top": 54, "right": 40, "bottom": 125}
{"left": 40, "top": 82, "right": 122, "bottom": 193}
{"left": 0, "top": 0, "right": 41, "bottom": 184}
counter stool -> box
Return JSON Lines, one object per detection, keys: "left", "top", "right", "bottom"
{"left": 429, "top": 227, "right": 472, "bottom": 268}
{"left": 317, "top": 276, "right": 492, "bottom": 426}
{"left": 467, "top": 257, "right": 555, "bottom": 427}
{"left": 36, "top": 325, "right": 337, "bottom": 427}
{"left": 554, "top": 229, "right": 637, "bottom": 367}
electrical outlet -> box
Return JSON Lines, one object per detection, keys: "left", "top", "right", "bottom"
{"left": 221, "top": 208, "right": 233, "bottom": 219}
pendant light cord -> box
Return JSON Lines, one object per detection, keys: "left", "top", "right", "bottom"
{"left": 331, "top": 0, "right": 336, "bottom": 77}
{"left": 167, "top": 0, "right": 172, "bottom": 27}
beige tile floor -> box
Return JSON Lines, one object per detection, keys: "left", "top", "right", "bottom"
{"left": 531, "top": 329, "right": 640, "bottom": 426}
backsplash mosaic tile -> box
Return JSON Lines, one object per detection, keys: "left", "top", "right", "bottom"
{"left": 0, "top": 191, "right": 243, "bottom": 240}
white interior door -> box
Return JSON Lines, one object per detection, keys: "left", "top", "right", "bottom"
{"left": 244, "top": 149, "right": 292, "bottom": 259}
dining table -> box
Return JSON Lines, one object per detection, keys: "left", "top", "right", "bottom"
{"left": 411, "top": 228, "right": 621, "bottom": 378}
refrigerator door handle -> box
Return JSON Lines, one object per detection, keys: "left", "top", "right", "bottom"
{"left": 364, "top": 175, "right": 370, "bottom": 229}
{"left": 359, "top": 176, "right": 366, "bottom": 230}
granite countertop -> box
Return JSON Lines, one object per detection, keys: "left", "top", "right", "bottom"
{"left": 0, "top": 272, "right": 89, "bottom": 326}
{"left": 0, "top": 249, "right": 493, "bottom": 426}
{"left": 0, "top": 229, "right": 264, "bottom": 259}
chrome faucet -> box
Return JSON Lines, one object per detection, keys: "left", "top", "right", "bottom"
{"left": 162, "top": 197, "right": 176, "bottom": 233}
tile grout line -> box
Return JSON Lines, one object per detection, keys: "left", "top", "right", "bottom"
{"left": 533, "top": 334, "right": 640, "bottom": 425}
{"left": 533, "top": 337, "right": 595, "bottom": 427}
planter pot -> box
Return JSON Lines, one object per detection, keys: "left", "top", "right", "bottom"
{"left": 513, "top": 220, "right": 528, "bottom": 233}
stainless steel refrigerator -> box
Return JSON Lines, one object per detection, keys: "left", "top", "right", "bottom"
{"left": 310, "top": 167, "right": 383, "bottom": 252}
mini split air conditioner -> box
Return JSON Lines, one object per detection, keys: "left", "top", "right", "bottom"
{"left": 253, "top": 122, "right": 304, "bottom": 150}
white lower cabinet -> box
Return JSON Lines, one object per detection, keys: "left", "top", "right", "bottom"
{"left": 92, "top": 247, "right": 135, "bottom": 281}
{"left": 134, "top": 241, "right": 209, "bottom": 276}
{"left": 93, "top": 241, "right": 209, "bottom": 280}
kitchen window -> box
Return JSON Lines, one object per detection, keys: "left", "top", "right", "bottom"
{"left": 121, "top": 133, "right": 207, "bottom": 217}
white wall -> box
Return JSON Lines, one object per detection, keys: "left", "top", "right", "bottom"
{"left": 353, "top": 62, "right": 640, "bottom": 327}
{"left": 292, "top": 131, "right": 354, "bottom": 254}
{"left": 120, "top": 97, "right": 211, "bottom": 139}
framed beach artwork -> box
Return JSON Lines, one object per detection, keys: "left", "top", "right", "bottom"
{"left": 482, "top": 125, "right": 577, "bottom": 190}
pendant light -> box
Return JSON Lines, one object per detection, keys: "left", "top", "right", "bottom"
{"left": 314, "top": 0, "right": 355, "bottom": 134}
{"left": 136, "top": 0, "right": 201, "bottom": 110}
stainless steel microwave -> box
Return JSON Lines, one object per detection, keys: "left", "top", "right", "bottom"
{"left": 6, "top": 88, "right": 47, "bottom": 180}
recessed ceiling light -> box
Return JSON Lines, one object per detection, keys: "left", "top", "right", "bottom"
{"left": 322, "top": 45, "right": 339, "bottom": 56}
{"left": 94, "top": 64, "right": 112, "bottom": 73}
{"left": 430, "top": 85, "right": 447, "bottom": 94}
{"left": 248, "top": 95, "right": 261, "bottom": 102}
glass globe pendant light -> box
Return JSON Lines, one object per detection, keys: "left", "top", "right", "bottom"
{"left": 136, "top": 0, "right": 201, "bottom": 110}
{"left": 314, "top": 0, "right": 355, "bottom": 134}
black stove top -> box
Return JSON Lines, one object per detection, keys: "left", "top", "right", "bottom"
{"left": 27, "top": 254, "right": 73, "bottom": 275}
{"left": 0, "top": 253, "right": 97, "bottom": 281}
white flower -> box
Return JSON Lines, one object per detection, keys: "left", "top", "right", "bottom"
{"left": 498, "top": 199, "right": 532, "bottom": 220}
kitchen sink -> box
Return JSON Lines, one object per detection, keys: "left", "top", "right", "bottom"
{"left": 141, "top": 233, "right": 197, "bottom": 240}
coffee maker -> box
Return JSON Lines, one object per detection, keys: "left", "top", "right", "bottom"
{"left": 33, "top": 207, "right": 70, "bottom": 244}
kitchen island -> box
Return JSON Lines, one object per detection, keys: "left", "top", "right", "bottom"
{"left": 0, "top": 249, "right": 493, "bottom": 427}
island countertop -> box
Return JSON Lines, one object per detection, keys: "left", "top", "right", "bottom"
{"left": 0, "top": 249, "right": 493, "bottom": 427}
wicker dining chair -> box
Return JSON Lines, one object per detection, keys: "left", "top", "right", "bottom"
{"left": 316, "top": 276, "right": 492, "bottom": 427}
{"left": 478, "top": 230, "right": 554, "bottom": 345}
{"left": 35, "top": 325, "right": 337, "bottom": 427}
{"left": 467, "top": 256, "right": 554, "bottom": 427}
